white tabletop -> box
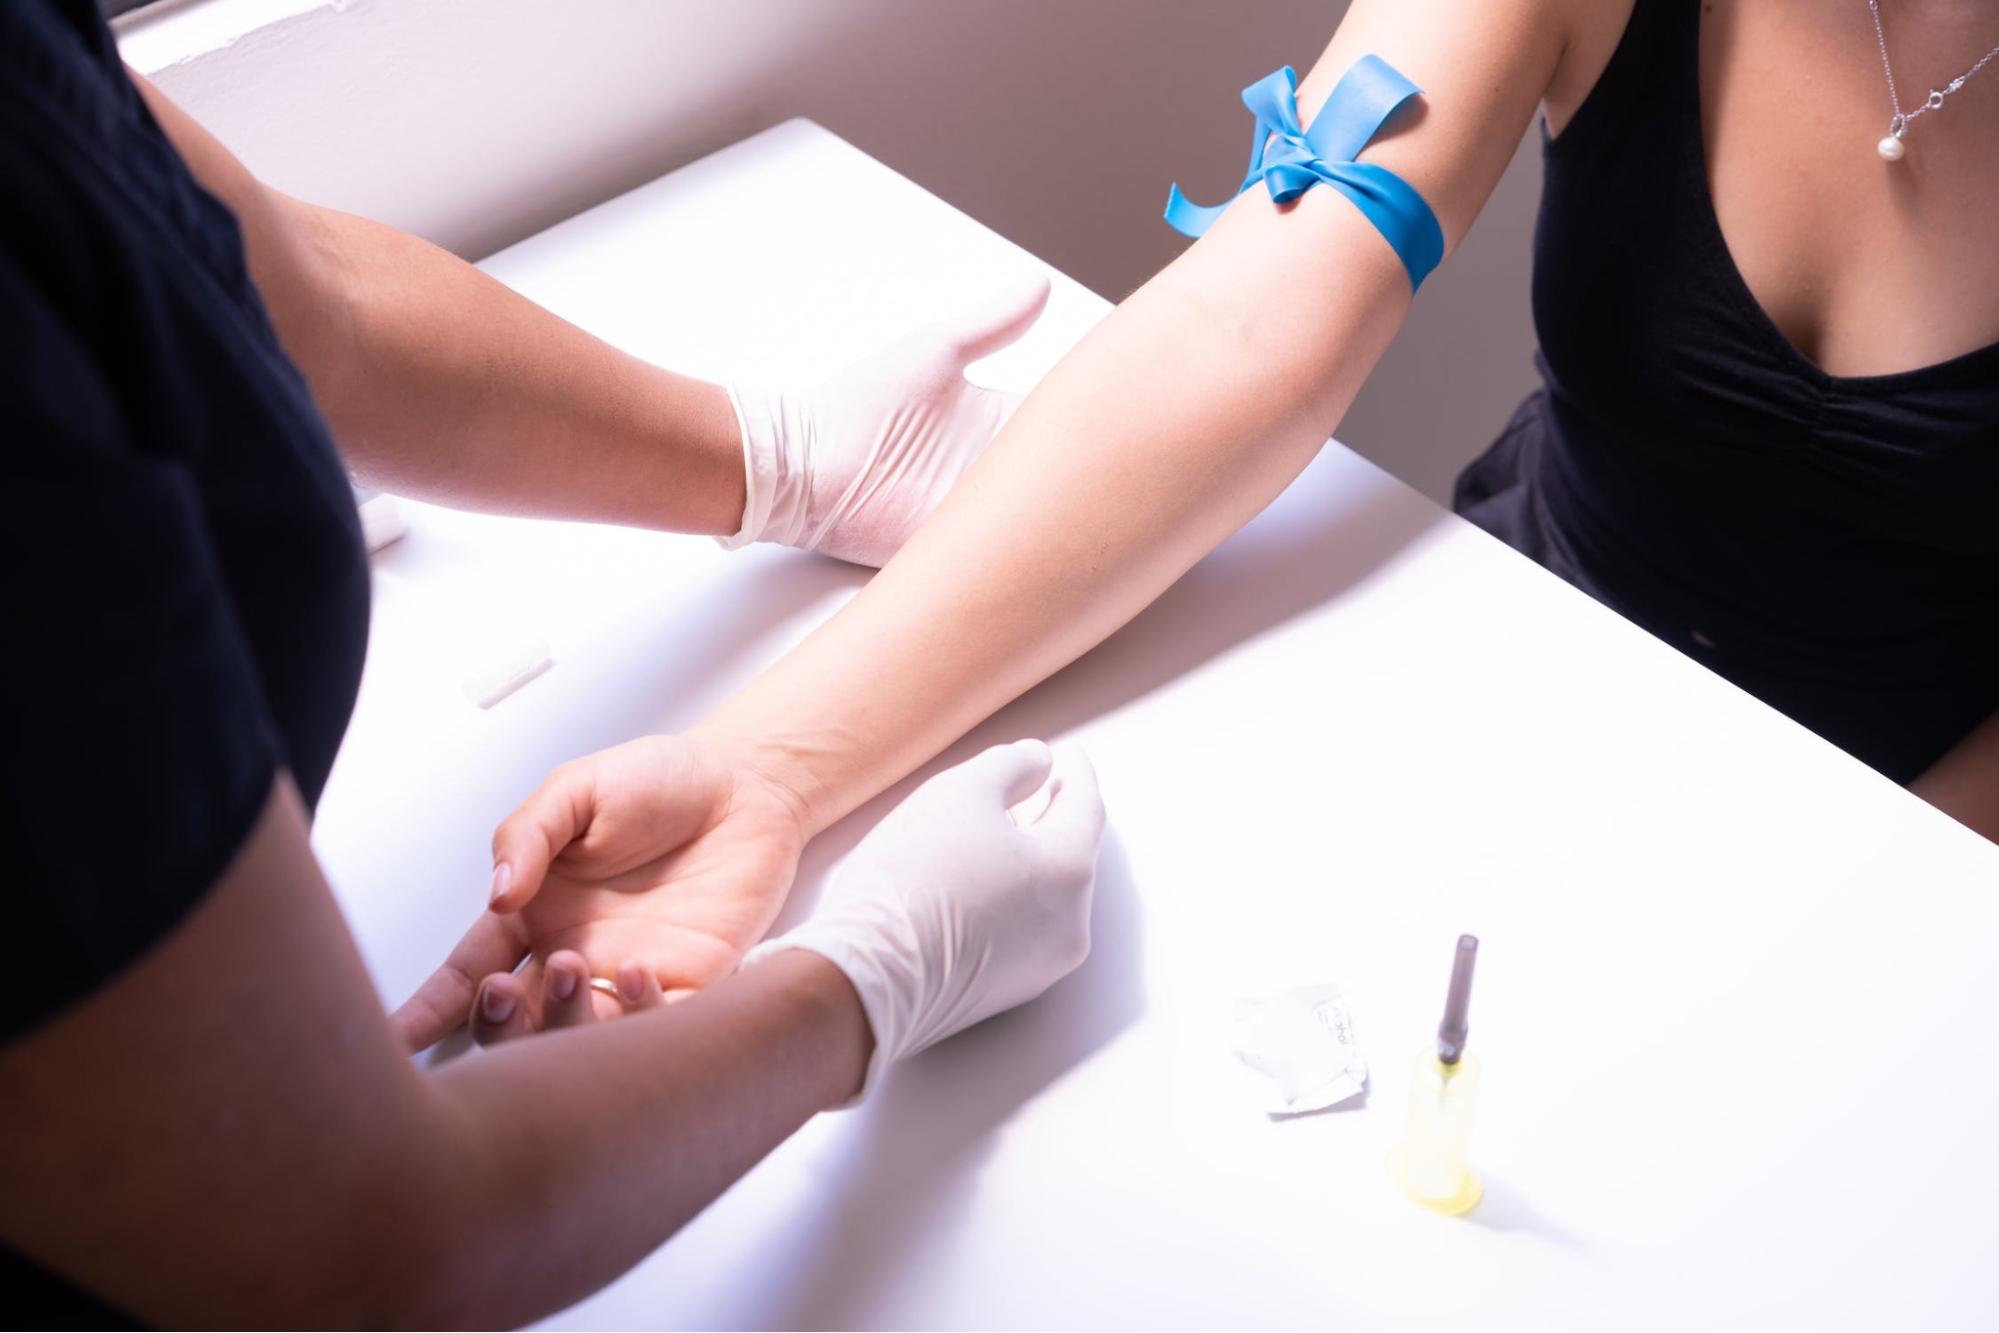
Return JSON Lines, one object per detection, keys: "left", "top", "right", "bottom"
{"left": 313, "top": 119, "right": 1999, "bottom": 1331}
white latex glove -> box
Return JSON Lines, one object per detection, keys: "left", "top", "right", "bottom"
{"left": 721, "top": 275, "right": 1052, "bottom": 567}
{"left": 743, "top": 739, "right": 1104, "bottom": 1103}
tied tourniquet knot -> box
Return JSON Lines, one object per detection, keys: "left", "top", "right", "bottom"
{"left": 1164, "top": 55, "right": 1444, "bottom": 290}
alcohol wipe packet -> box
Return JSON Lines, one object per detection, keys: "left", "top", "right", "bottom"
{"left": 1228, "top": 982, "right": 1368, "bottom": 1117}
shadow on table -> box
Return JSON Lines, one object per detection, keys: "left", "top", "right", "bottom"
{"left": 373, "top": 530, "right": 870, "bottom": 810}
{"left": 984, "top": 453, "right": 1444, "bottom": 749}
{"left": 773, "top": 451, "right": 1444, "bottom": 903}
{"left": 1463, "top": 1171, "right": 1588, "bottom": 1252}
{"left": 757, "top": 827, "right": 1145, "bottom": 1329}
{"left": 583, "top": 547, "right": 868, "bottom": 743}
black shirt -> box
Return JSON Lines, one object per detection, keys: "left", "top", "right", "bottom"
{"left": 2, "top": 0, "right": 369, "bottom": 1320}
{"left": 1455, "top": 0, "right": 1999, "bottom": 782}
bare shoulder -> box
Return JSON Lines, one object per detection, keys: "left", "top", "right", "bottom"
{"left": 1316, "top": 0, "right": 1629, "bottom": 101}
{"left": 1289, "top": 0, "right": 1633, "bottom": 248}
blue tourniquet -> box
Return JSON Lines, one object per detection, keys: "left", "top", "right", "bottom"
{"left": 1164, "top": 55, "right": 1444, "bottom": 290}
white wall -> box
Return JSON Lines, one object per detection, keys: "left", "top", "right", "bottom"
{"left": 129, "top": 0, "right": 1542, "bottom": 503}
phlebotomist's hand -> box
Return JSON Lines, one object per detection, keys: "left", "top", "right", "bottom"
{"left": 743, "top": 739, "right": 1103, "bottom": 1101}
{"left": 389, "top": 732, "right": 810, "bottom": 1051}
{"left": 720, "top": 276, "right": 1050, "bottom": 567}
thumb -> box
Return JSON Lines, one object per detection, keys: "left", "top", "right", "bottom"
{"left": 937, "top": 273, "right": 1052, "bottom": 366}
{"left": 1024, "top": 742, "right": 1106, "bottom": 862}
{"left": 944, "top": 738, "right": 1057, "bottom": 811}
{"left": 488, "top": 762, "right": 596, "bottom": 913}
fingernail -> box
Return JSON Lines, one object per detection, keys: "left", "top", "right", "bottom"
{"left": 488, "top": 861, "right": 512, "bottom": 906}
{"left": 549, "top": 960, "right": 578, "bottom": 1002}
{"left": 619, "top": 962, "right": 645, "bottom": 1004}
{"left": 479, "top": 984, "right": 516, "bottom": 1024}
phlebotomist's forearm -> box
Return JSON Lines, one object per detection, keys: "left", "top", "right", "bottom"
{"left": 396, "top": 949, "right": 867, "bottom": 1327}
{"left": 130, "top": 70, "right": 747, "bottom": 535}
{"left": 0, "top": 777, "right": 870, "bottom": 1328}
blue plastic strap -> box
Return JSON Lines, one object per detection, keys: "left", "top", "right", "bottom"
{"left": 1164, "top": 55, "right": 1445, "bottom": 291}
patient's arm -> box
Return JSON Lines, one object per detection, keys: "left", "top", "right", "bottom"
{"left": 397, "top": 0, "right": 1606, "bottom": 1043}
{"left": 698, "top": 0, "right": 1585, "bottom": 831}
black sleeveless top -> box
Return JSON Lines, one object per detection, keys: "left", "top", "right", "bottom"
{"left": 1454, "top": 0, "right": 1999, "bottom": 783}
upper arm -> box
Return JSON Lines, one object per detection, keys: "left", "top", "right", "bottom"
{"left": 1145, "top": 0, "right": 1593, "bottom": 430}
{"left": 127, "top": 68, "right": 272, "bottom": 227}
{"left": 1293, "top": 0, "right": 1586, "bottom": 255}
{"left": 125, "top": 68, "right": 344, "bottom": 358}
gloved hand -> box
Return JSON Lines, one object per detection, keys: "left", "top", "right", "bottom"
{"left": 722, "top": 275, "right": 1052, "bottom": 567}
{"left": 742, "top": 738, "right": 1105, "bottom": 1103}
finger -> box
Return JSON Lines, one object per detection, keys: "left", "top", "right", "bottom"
{"left": 541, "top": 951, "right": 598, "bottom": 1031}
{"left": 389, "top": 910, "right": 534, "bottom": 1054}
{"left": 1025, "top": 742, "right": 1107, "bottom": 857}
{"left": 489, "top": 761, "right": 597, "bottom": 914}
{"left": 472, "top": 972, "right": 534, "bottom": 1046}
{"left": 616, "top": 960, "right": 666, "bottom": 1011}
{"left": 949, "top": 738, "right": 1057, "bottom": 809}
{"left": 939, "top": 274, "right": 1051, "bottom": 365}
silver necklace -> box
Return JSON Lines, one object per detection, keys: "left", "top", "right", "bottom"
{"left": 1870, "top": 0, "right": 1999, "bottom": 161}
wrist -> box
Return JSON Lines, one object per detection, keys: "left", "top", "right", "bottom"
{"left": 745, "top": 946, "right": 875, "bottom": 1108}
{"left": 689, "top": 716, "right": 847, "bottom": 838}
{"left": 626, "top": 370, "right": 749, "bottom": 537}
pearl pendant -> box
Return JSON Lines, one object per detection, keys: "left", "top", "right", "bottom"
{"left": 1877, "top": 133, "right": 1906, "bottom": 161}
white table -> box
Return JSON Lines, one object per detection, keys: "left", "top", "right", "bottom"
{"left": 313, "top": 120, "right": 1999, "bottom": 1330}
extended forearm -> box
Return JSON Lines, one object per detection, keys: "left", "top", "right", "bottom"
{"left": 697, "top": 192, "right": 1414, "bottom": 832}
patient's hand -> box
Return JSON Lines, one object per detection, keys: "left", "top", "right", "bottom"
{"left": 390, "top": 734, "right": 809, "bottom": 1051}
